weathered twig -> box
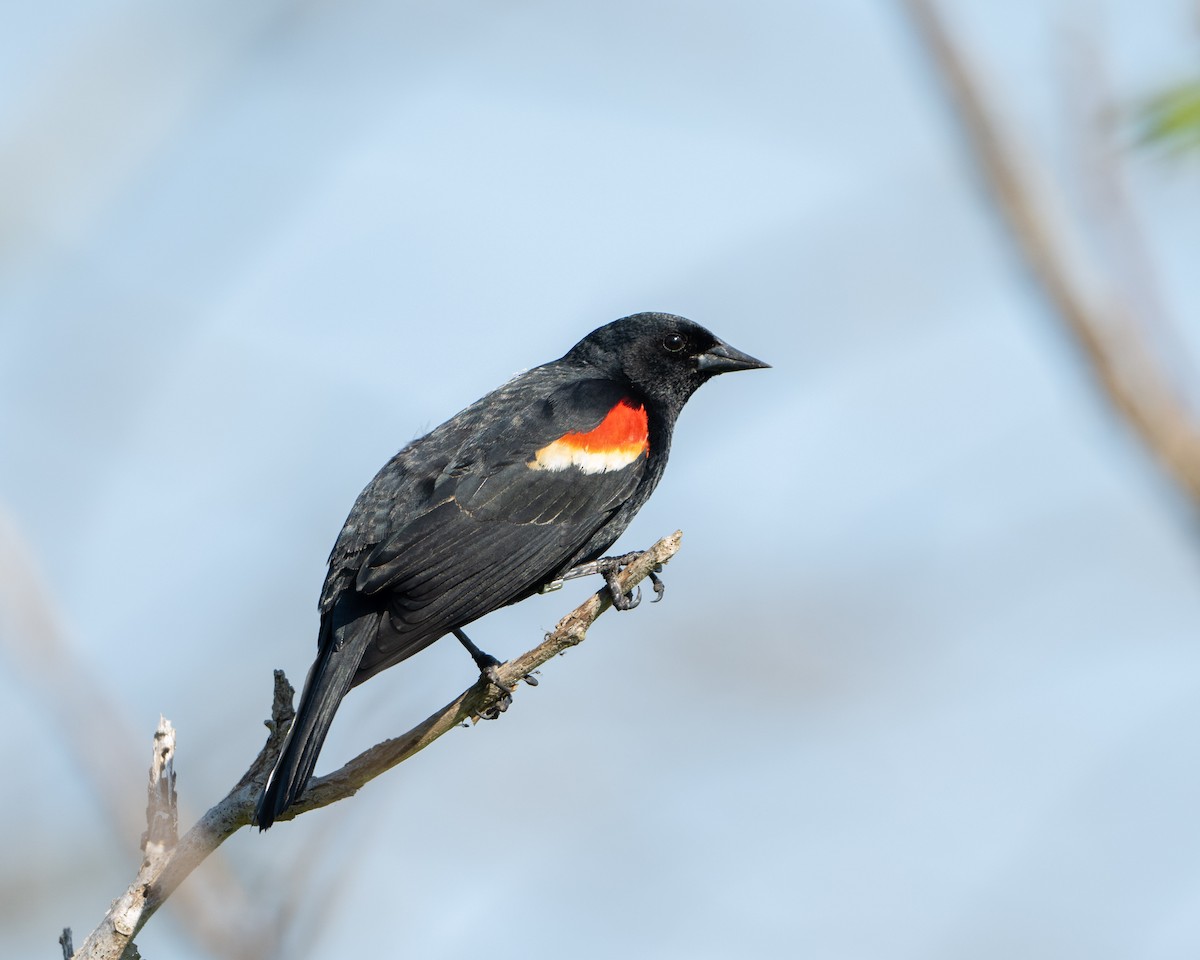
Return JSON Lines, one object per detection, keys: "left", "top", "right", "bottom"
{"left": 72, "top": 719, "right": 180, "bottom": 960}
{"left": 901, "top": 0, "right": 1200, "bottom": 506}
{"left": 142, "top": 718, "right": 178, "bottom": 853}
{"left": 69, "top": 532, "right": 683, "bottom": 960}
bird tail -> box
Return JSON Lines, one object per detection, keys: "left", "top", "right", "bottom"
{"left": 255, "top": 601, "right": 380, "bottom": 830}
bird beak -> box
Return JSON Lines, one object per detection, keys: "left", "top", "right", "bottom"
{"left": 695, "top": 340, "right": 771, "bottom": 374}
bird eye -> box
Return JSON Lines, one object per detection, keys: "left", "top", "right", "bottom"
{"left": 662, "top": 333, "right": 686, "bottom": 353}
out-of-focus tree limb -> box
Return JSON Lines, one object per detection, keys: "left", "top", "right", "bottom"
{"left": 1058, "top": 29, "right": 1196, "bottom": 399}
{"left": 901, "top": 0, "right": 1200, "bottom": 506}
{"left": 68, "top": 531, "right": 682, "bottom": 960}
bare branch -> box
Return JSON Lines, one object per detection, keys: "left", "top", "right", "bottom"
{"left": 69, "top": 532, "right": 683, "bottom": 959}
{"left": 900, "top": 0, "right": 1200, "bottom": 506}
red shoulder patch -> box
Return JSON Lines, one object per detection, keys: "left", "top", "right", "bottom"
{"left": 561, "top": 399, "right": 649, "bottom": 452}
{"left": 530, "top": 399, "right": 649, "bottom": 474}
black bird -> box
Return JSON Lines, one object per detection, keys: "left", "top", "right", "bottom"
{"left": 255, "top": 312, "right": 767, "bottom": 828}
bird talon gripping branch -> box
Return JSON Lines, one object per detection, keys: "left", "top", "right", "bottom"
{"left": 255, "top": 312, "right": 767, "bottom": 829}
{"left": 478, "top": 693, "right": 512, "bottom": 722}
{"left": 481, "top": 663, "right": 514, "bottom": 697}
{"left": 603, "top": 568, "right": 641, "bottom": 611}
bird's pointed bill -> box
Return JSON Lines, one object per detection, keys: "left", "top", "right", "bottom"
{"left": 695, "top": 341, "right": 770, "bottom": 374}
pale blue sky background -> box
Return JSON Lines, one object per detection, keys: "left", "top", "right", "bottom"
{"left": 3, "top": 2, "right": 1200, "bottom": 958}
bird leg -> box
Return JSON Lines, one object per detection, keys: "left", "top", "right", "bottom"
{"left": 454, "top": 628, "right": 512, "bottom": 693}
{"left": 452, "top": 628, "right": 538, "bottom": 720}
{"left": 541, "top": 552, "right": 666, "bottom": 609}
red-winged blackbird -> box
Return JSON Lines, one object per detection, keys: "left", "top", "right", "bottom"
{"left": 255, "top": 312, "right": 767, "bottom": 829}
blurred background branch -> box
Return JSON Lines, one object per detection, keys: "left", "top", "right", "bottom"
{"left": 0, "top": 508, "right": 274, "bottom": 958}
{"left": 902, "top": 0, "right": 1200, "bottom": 506}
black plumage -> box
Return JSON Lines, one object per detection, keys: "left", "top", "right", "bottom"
{"left": 255, "top": 312, "right": 767, "bottom": 828}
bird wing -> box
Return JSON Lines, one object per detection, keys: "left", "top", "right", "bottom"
{"left": 333, "top": 376, "right": 653, "bottom": 677}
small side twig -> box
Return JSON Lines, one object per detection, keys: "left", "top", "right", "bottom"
{"left": 68, "top": 531, "right": 682, "bottom": 960}
{"left": 142, "top": 718, "right": 177, "bottom": 853}
{"left": 69, "top": 718, "right": 181, "bottom": 960}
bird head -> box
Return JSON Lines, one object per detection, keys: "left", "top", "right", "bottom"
{"left": 564, "top": 312, "right": 769, "bottom": 416}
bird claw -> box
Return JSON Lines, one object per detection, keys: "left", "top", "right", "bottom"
{"left": 482, "top": 662, "right": 513, "bottom": 697}
{"left": 476, "top": 662, "right": 539, "bottom": 720}
{"left": 548, "top": 549, "right": 666, "bottom": 611}
{"left": 478, "top": 692, "right": 512, "bottom": 721}
{"left": 476, "top": 662, "right": 512, "bottom": 720}
{"left": 602, "top": 566, "right": 641, "bottom": 610}
{"left": 615, "top": 583, "right": 641, "bottom": 610}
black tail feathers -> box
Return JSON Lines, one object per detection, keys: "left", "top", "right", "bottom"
{"left": 255, "top": 605, "right": 380, "bottom": 830}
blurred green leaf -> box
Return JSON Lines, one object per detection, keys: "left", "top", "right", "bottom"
{"left": 1136, "top": 79, "right": 1200, "bottom": 154}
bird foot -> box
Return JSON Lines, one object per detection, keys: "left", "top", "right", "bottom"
{"left": 542, "top": 551, "right": 666, "bottom": 610}
{"left": 603, "top": 566, "right": 641, "bottom": 610}
{"left": 463, "top": 639, "right": 539, "bottom": 720}
{"left": 482, "top": 661, "right": 513, "bottom": 697}
{"left": 472, "top": 660, "right": 512, "bottom": 721}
